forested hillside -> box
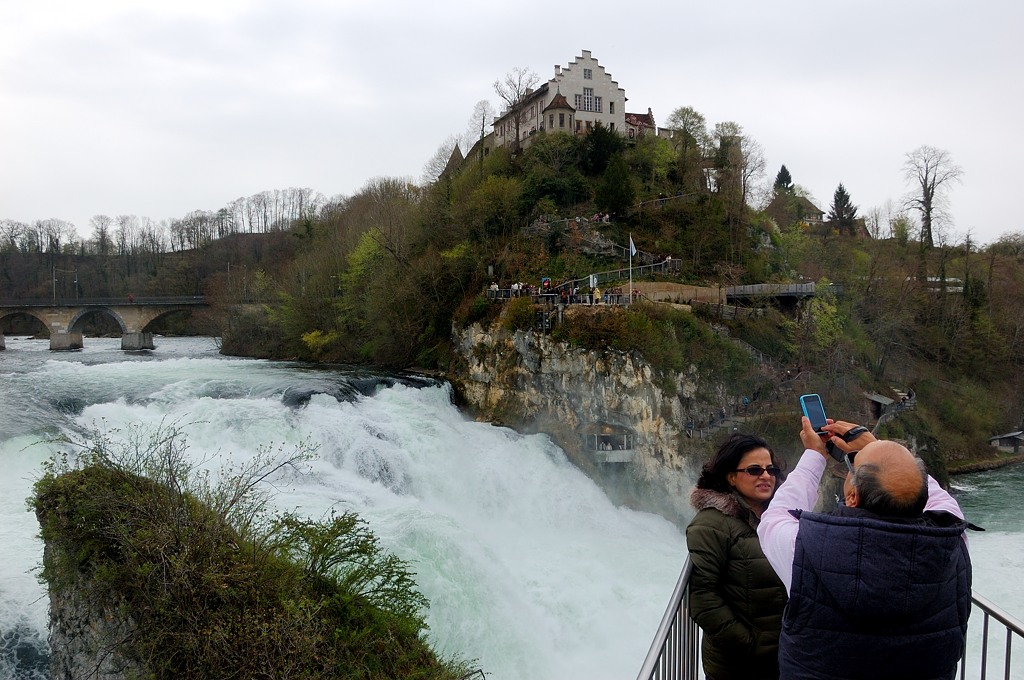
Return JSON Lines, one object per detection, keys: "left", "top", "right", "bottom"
{"left": 3, "top": 123, "right": 1023, "bottom": 465}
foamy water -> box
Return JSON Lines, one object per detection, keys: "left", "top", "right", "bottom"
{"left": 0, "top": 337, "right": 684, "bottom": 679}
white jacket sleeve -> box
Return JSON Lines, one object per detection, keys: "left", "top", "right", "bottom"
{"left": 757, "top": 450, "right": 827, "bottom": 594}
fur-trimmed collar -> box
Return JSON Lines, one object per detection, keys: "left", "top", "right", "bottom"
{"left": 690, "top": 486, "right": 757, "bottom": 526}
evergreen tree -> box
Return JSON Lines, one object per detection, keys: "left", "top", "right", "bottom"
{"left": 595, "top": 154, "right": 635, "bottom": 216}
{"left": 580, "top": 122, "right": 624, "bottom": 177}
{"left": 827, "top": 183, "right": 858, "bottom": 236}
{"left": 773, "top": 165, "right": 794, "bottom": 194}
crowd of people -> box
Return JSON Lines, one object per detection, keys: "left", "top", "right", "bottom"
{"left": 488, "top": 280, "right": 641, "bottom": 306}
{"left": 685, "top": 413, "right": 973, "bottom": 680}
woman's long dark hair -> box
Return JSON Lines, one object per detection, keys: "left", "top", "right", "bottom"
{"left": 695, "top": 432, "right": 783, "bottom": 493}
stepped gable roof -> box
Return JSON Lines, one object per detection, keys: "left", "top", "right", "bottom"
{"left": 543, "top": 90, "right": 575, "bottom": 113}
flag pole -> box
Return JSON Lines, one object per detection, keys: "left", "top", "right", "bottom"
{"left": 629, "top": 233, "right": 633, "bottom": 304}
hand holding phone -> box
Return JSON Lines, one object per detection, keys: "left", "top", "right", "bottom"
{"left": 799, "top": 394, "right": 828, "bottom": 435}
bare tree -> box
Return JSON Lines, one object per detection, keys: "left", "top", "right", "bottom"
{"left": 903, "top": 145, "right": 963, "bottom": 248}
{"left": 421, "top": 134, "right": 462, "bottom": 185}
{"left": 352, "top": 177, "right": 421, "bottom": 267}
{"left": 89, "top": 215, "right": 114, "bottom": 256}
{"left": 466, "top": 99, "right": 495, "bottom": 176}
{"left": 0, "top": 219, "right": 26, "bottom": 252}
{"left": 493, "top": 67, "right": 539, "bottom": 152}
{"left": 38, "top": 218, "right": 78, "bottom": 254}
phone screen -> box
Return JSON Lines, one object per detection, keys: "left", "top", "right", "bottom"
{"left": 800, "top": 394, "right": 828, "bottom": 432}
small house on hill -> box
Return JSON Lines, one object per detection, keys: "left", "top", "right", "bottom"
{"left": 624, "top": 108, "right": 656, "bottom": 139}
{"left": 989, "top": 431, "right": 1024, "bottom": 454}
{"left": 765, "top": 193, "right": 825, "bottom": 230}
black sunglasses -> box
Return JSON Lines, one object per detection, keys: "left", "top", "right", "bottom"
{"left": 843, "top": 450, "right": 859, "bottom": 475}
{"left": 734, "top": 465, "right": 781, "bottom": 477}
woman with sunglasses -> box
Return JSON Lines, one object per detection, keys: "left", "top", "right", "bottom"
{"left": 686, "top": 432, "right": 788, "bottom": 680}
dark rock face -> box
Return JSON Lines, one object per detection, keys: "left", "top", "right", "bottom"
{"left": 44, "top": 544, "right": 142, "bottom": 680}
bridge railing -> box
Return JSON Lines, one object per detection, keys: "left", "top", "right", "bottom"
{"left": 0, "top": 296, "right": 207, "bottom": 307}
{"left": 637, "top": 558, "right": 1024, "bottom": 680}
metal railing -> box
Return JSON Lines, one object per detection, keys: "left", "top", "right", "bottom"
{"left": 637, "top": 558, "right": 1024, "bottom": 680}
{"left": 963, "top": 591, "right": 1024, "bottom": 680}
{"left": 635, "top": 557, "right": 700, "bottom": 680}
{"left": 0, "top": 296, "right": 207, "bottom": 307}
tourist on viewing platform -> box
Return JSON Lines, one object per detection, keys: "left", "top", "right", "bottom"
{"left": 686, "top": 433, "right": 788, "bottom": 680}
{"left": 758, "top": 418, "right": 972, "bottom": 680}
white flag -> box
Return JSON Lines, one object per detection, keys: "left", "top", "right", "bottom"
{"left": 629, "top": 235, "right": 637, "bottom": 257}
{"left": 590, "top": 274, "right": 597, "bottom": 288}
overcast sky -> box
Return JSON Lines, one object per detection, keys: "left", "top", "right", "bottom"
{"left": 2, "top": 0, "right": 1021, "bottom": 246}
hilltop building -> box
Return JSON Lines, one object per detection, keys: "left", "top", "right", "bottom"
{"left": 764, "top": 192, "right": 871, "bottom": 238}
{"left": 765, "top": 193, "right": 825, "bottom": 229}
{"left": 490, "top": 50, "right": 656, "bottom": 151}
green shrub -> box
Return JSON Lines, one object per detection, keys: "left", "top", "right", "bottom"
{"left": 556, "top": 304, "right": 752, "bottom": 385}
{"left": 502, "top": 296, "right": 537, "bottom": 331}
{"left": 32, "top": 424, "right": 470, "bottom": 680}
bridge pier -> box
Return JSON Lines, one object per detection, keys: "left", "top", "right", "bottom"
{"left": 121, "top": 332, "right": 155, "bottom": 351}
{"left": 50, "top": 332, "right": 84, "bottom": 351}
{"left": 0, "top": 333, "right": 5, "bottom": 350}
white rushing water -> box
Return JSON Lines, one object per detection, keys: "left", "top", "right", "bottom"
{"left": 0, "top": 337, "right": 685, "bottom": 680}
{"left": 2, "top": 336, "right": 1021, "bottom": 679}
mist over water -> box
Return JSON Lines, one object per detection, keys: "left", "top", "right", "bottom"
{"left": 0, "top": 337, "right": 684, "bottom": 680}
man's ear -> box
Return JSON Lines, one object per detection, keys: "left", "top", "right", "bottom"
{"left": 845, "top": 485, "right": 859, "bottom": 508}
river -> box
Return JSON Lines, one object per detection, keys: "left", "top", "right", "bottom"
{"left": 0, "top": 337, "right": 1020, "bottom": 679}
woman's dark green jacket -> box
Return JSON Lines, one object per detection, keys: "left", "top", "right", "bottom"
{"left": 685, "top": 487, "right": 787, "bottom": 680}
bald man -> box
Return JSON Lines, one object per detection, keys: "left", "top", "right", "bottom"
{"left": 757, "top": 418, "right": 972, "bottom": 680}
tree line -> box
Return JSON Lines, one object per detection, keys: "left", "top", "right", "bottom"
{"left": 3, "top": 81, "right": 1023, "bottom": 453}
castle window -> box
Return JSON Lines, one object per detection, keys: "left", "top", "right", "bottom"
{"left": 559, "top": 112, "right": 565, "bottom": 128}
{"left": 583, "top": 87, "right": 593, "bottom": 112}
{"left": 549, "top": 114, "right": 554, "bottom": 129}
{"left": 595, "top": 96, "right": 602, "bottom": 113}
{"left": 609, "top": 102, "right": 615, "bottom": 114}
{"left": 583, "top": 68, "right": 593, "bottom": 80}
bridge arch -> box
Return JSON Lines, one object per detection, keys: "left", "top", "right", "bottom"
{"left": 0, "top": 309, "right": 49, "bottom": 335}
{"left": 68, "top": 307, "right": 127, "bottom": 334}
{"left": 0, "top": 297, "right": 208, "bottom": 351}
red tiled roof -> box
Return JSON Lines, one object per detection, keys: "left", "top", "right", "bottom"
{"left": 543, "top": 92, "right": 575, "bottom": 112}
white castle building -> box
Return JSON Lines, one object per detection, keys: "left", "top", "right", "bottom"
{"left": 491, "top": 50, "right": 656, "bottom": 151}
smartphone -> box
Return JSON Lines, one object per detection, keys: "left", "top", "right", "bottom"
{"left": 799, "top": 394, "right": 828, "bottom": 434}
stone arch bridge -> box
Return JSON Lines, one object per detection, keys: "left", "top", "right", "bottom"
{"left": 0, "top": 296, "right": 207, "bottom": 350}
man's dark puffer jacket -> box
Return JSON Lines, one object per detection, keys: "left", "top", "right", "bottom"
{"left": 779, "top": 508, "right": 971, "bottom": 680}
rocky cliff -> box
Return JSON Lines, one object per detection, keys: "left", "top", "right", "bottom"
{"left": 43, "top": 543, "right": 142, "bottom": 680}
{"left": 448, "top": 319, "right": 745, "bottom": 524}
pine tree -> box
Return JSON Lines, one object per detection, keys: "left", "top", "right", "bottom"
{"left": 773, "top": 165, "right": 794, "bottom": 194}
{"left": 827, "top": 183, "right": 858, "bottom": 236}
